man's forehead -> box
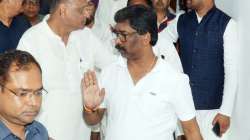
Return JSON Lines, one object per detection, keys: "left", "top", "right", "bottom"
{"left": 74, "top": 0, "right": 88, "bottom": 5}
{"left": 156, "top": 0, "right": 170, "bottom": 2}
{"left": 130, "top": 0, "right": 148, "bottom": 5}
{"left": 6, "top": 68, "right": 42, "bottom": 87}
{"left": 25, "top": 0, "right": 39, "bottom": 3}
{"left": 115, "top": 21, "right": 134, "bottom": 31}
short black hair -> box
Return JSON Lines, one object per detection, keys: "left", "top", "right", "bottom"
{"left": 23, "top": 0, "right": 40, "bottom": 4}
{"left": 127, "top": 0, "right": 153, "bottom": 8}
{"left": 0, "top": 50, "right": 42, "bottom": 86}
{"left": 114, "top": 5, "right": 158, "bottom": 46}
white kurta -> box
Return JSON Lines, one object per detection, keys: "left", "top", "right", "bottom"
{"left": 17, "top": 20, "right": 113, "bottom": 140}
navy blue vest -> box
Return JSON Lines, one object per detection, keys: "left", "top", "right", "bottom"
{"left": 177, "top": 7, "right": 231, "bottom": 110}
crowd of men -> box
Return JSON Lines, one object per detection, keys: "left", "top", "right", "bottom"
{"left": 0, "top": 0, "right": 238, "bottom": 140}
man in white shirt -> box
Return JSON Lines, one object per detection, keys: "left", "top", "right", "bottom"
{"left": 166, "top": 0, "right": 238, "bottom": 139}
{"left": 82, "top": 5, "right": 203, "bottom": 140}
{"left": 17, "top": 0, "right": 115, "bottom": 139}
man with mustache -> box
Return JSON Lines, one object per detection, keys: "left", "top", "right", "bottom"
{"left": 0, "top": 50, "right": 48, "bottom": 140}
{"left": 82, "top": 5, "right": 203, "bottom": 140}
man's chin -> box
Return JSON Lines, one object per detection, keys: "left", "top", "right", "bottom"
{"left": 26, "top": 14, "right": 37, "bottom": 19}
{"left": 74, "top": 24, "right": 86, "bottom": 31}
{"left": 17, "top": 117, "right": 36, "bottom": 125}
{"left": 20, "top": 112, "right": 38, "bottom": 123}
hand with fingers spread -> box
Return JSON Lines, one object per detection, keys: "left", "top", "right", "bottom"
{"left": 212, "top": 113, "right": 230, "bottom": 137}
{"left": 82, "top": 70, "right": 105, "bottom": 111}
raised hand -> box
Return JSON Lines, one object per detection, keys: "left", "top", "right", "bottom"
{"left": 82, "top": 70, "right": 105, "bottom": 110}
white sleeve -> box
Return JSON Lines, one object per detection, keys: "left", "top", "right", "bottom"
{"left": 90, "top": 123, "right": 101, "bottom": 132}
{"left": 164, "top": 13, "right": 181, "bottom": 43}
{"left": 172, "top": 75, "right": 196, "bottom": 121}
{"left": 156, "top": 32, "right": 183, "bottom": 72}
{"left": 159, "top": 43, "right": 183, "bottom": 72}
{"left": 17, "top": 34, "right": 37, "bottom": 56}
{"left": 219, "top": 19, "right": 238, "bottom": 117}
{"left": 17, "top": 35, "right": 30, "bottom": 51}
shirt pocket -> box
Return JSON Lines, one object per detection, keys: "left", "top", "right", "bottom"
{"left": 135, "top": 90, "right": 166, "bottom": 120}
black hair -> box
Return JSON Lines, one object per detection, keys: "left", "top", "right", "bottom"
{"left": 127, "top": 0, "right": 153, "bottom": 8}
{"left": 23, "top": 0, "right": 40, "bottom": 4}
{"left": 114, "top": 5, "right": 158, "bottom": 46}
{"left": 0, "top": 50, "right": 42, "bottom": 86}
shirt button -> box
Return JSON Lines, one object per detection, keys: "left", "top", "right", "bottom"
{"left": 195, "top": 32, "right": 199, "bottom": 36}
{"left": 193, "top": 49, "right": 197, "bottom": 53}
{"left": 192, "top": 65, "right": 195, "bottom": 69}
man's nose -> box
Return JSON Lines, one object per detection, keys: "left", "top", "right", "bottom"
{"left": 25, "top": 94, "right": 40, "bottom": 106}
{"left": 114, "top": 37, "right": 123, "bottom": 46}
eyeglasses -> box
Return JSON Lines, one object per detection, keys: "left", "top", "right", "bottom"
{"left": 0, "top": 84, "right": 48, "bottom": 98}
{"left": 110, "top": 26, "right": 138, "bottom": 42}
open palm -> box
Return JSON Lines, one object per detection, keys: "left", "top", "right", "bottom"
{"left": 82, "top": 70, "right": 105, "bottom": 110}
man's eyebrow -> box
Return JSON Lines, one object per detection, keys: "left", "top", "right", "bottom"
{"left": 115, "top": 29, "right": 129, "bottom": 33}
{"left": 17, "top": 87, "right": 44, "bottom": 92}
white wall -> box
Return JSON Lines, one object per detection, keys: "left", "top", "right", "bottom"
{"left": 216, "top": 0, "right": 250, "bottom": 140}
{"left": 215, "top": 0, "right": 237, "bottom": 19}
{"left": 232, "top": 0, "right": 250, "bottom": 139}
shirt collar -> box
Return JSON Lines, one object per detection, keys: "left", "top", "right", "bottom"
{"left": 0, "top": 120, "right": 40, "bottom": 139}
{"left": 166, "top": 11, "right": 176, "bottom": 21}
{"left": 117, "top": 55, "right": 164, "bottom": 73}
{"left": 194, "top": 6, "right": 217, "bottom": 23}
{"left": 158, "top": 10, "right": 176, "bottom": 24}
{"left": 26, "top": 121, "right": 40, "bottom": 134}
{"left": 41, "top": 15, "right": 62, "bottom": 41}
{"left": 0, "top": 120, "right": 12, "bottom": 139}
{"left": 42, "top": 14, "right": 83, "bottom": 47}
